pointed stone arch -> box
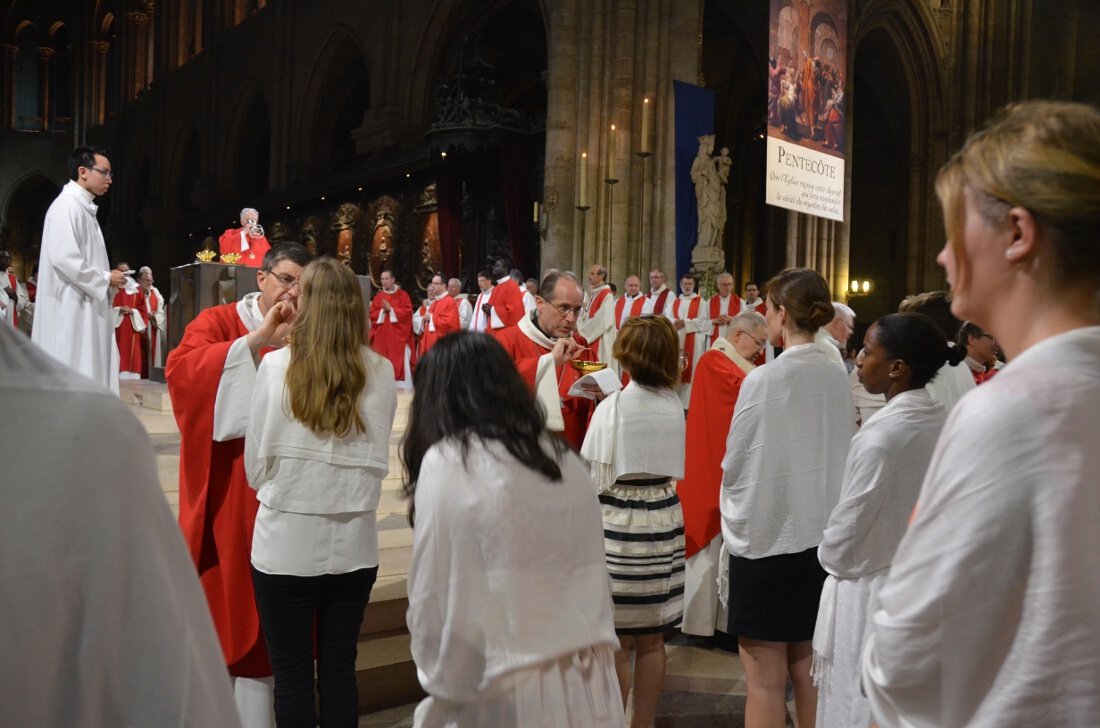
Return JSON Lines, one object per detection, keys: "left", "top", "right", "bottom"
{"left": 1, "top": 172, "right": 59, "bottom": 272}
{"left": 224, "top": 77, "right": 271, "bottom": 198}
{"left": 850, "top": 0, "right": 949, "bottom": 312}
{"left": 166, "top": 117, "right": 201, "bottom": 213}
{"left": 294, "top": 26, "right": 370, "bottom": 176}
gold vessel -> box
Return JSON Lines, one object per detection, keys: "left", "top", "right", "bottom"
{"left": 219, "top": 252, "right": 242, "bottom": 264}
{"left": 196, "top": 250, "right": 217, "bottom": 262}
{"left": 569, "top": 359, "right": 608, "bottom": 374}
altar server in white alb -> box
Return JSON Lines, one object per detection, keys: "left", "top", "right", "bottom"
{"left": 863, "top": 100, "right": 1100, "bottom": 728}
{"left": 813, "top": 313, "right": 950, "bottom": 728}
{"left": 404, "top": 332, "right": 624, "bottom": 728}
{"left": 0, "top": 323, "right": 242, "bottom": 728}
{"left": 720, "top": 267, "right": 855, "bottom": 728}
{"left": 32, "top": 146, "right": 127, "bottom": 393}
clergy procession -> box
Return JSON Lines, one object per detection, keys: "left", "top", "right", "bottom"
{"left": 3, "top": 78, "right": 1100, "bottom": 728}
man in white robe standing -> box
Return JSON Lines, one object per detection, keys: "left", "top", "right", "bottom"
{"left": 137, "top": 265, "right": 167, "bottom": 372}
{"left": 669, "top": 274, "right": 709, "bottom": 409}
{"left": 576, "top": 263, "right": 619, "bottom": 377}
{"left": 32, "top": 146, "right": 126, "bottom": 394}
{"left": 0, "top": 322, "right": 242, "bottom": 728}
{"left": 447, "top": 277, "right": 472, "bottom": 329}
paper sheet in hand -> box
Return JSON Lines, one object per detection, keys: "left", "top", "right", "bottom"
{"left": 567, "top": 368, "right": 622, "bottom": 400}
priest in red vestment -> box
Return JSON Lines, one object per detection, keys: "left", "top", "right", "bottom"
{"left": 495, "top": 270, "right": 597, "bottom": 450}
{"left": 576, "top": 263, "right": 619, "bottom": 377}
{"left": 643, "top": 268, "right": 674, "bottom": 317}
{"left": 677, "top": 309, "right": 768, "bottom": 637}
{"left": 415, "top": 273, "right": 460, "bottom": 360}
{"left": 165, "top": 243, "right": 311, "bottom": 723}
{"left": 670, "top": 275, "right": 709, "bottom": 409}
{"left": 369, "top": 269, "right": 414, "bottom": 387}
{"left": 112, "top": 263, "right": 146, "bottom": 380}
{"left": 486, "top": 257, "right": 526, "bottom": 338}
{"left": 218, "top": 207, "right": 271, "bottom": 268}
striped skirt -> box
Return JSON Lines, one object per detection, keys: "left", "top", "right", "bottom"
{"left": 599, "top": 480, "right": 686, "bottom": 634}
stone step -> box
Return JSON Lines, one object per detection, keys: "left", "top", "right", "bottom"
{"left": 120, "top": 379, "right": 174, "bottom": 411}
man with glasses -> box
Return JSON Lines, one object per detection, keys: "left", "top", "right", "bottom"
{"left": 219, "top": 207, "right": 271, "bottom": 268}
{"left": 369, "top": 269, "right": 414, "bottom": 388}
{"left": 677, "top": 310, "right": 768, "bottom": 639}
{"left": 495, "top": 270, "right": 599, "bottom": 449}
{"left": 166, "top": 242, "right": 312, "bottom": 727}
{"left": 33, "top": 146, "right": 127, "bottom": 394}
{"left": 413, "top": 273, "right": 460, "bottom": 360}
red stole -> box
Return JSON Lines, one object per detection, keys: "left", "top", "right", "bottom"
{"left": 615, "top": 294, "right": 646, "bottom": 330}
{"left": 114, "top": 288, "right": 145, "bottom": 374}
{"left": 7, "top": 273, "right": 17, "bottom": 327}
{"left": 650, "top": 288, "right": 672, "bottom": 316}
{"left": 708, "top": 295, "right": 735, "bottom": 340}
{"left": 673, "top": 295, "right": 702, "bottom": 383}
{"left": 140, "top": 288, "right": 157, "bottom": 379}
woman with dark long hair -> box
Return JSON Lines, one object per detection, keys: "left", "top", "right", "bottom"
{"left": 863, "top": 101, "right": 1100, "bottom": 726}
{"left": 813, "top": 313, "right": 954, "bottom": 727}
{"left": 245, "top": 257, "right": 397, "bottom": 727}
{"left": 581, "top": 315, "right": 686, "bottom": 728}
{"left": 403, "top": 331, "right": 623, "bottom": 727}
{"left": 720, "top": 267, "right": 856, "bottom": 728}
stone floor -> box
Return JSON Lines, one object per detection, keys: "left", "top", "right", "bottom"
{"left": 126, "top": 381, "right": 768, "bottom": 727}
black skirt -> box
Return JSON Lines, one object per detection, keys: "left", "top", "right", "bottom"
{"left": 727, "top": 546, "right": 826, "bottom": 642}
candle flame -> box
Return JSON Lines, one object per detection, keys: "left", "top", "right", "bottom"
{"left": 582, "top": 152, "right": 587, "bottom": 159}
{"left": 610, "top": 124, "right": 616, "bottom": 131}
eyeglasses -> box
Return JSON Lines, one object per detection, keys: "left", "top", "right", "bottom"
{"left": 88, "top": 166, "right": 113, "bottom": 179}
{"left": 737, "top": 330, "right": 769, "bottom": 350}
{"left": 263, "top": 269, "right": 300, "bottom": 290}
{"left": 542, "top": 299, "right": 584, "bottom": 318}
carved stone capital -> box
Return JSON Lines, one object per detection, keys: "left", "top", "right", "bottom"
{"left": 90, "top": 40, "right": 111, "bottom": 55}
{"left": 0, "top": 44, "right": 18, "bottom": 60}
{"left": 37, "top": 47, "right": 56, "bottom": 61}
{"left": 126, "top": 10, "right": 150, "bottom": 27}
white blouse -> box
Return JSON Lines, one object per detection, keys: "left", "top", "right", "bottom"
{"left": 581, "top": 382, "right": 685, "bottom": 489}
{"left": 720, "top": 341, "right": 856, "bottom": 559}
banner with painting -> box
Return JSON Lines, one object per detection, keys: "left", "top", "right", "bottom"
{"left": 766, "top": 0, "right": 848, "bottom": 222}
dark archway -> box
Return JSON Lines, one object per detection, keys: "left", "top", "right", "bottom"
{"left": 703, "top": 0, "right": 786, "bottom": 289}
{"left": 848, "top": 27, "right": 912, "bottom": 324}
{"left": 228, "top": 83, "right": 271, "bottom": 197}
{"left": 3, "top": 174, "right": 59, "bottom": 273}
{"left": 300, "top": 29, "right": 370, "bottom": 174}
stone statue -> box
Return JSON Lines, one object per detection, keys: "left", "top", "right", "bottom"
{"left": 690, "top": 135, "right": 728, "bottom": 251}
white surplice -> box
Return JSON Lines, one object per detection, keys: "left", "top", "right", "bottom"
{"left": 31, "top": 180, "right": 120, "bottom": 394}
{"left": 407, "top": 437, "right": 624, "bottom": 728}
{"left": 862, "top": 327, "right": 1100, "bottom": 728}
{"left": 720, "top": 341, "right": 855, "bottom": 559}
{"left": 576, "top": 284, "right": 620, "bottom": 378}
{"left": 671, "top": 293, "right": 709, "bottom": 408}
{"left": 813, "top": 389, "right": 945, "bottom": 728}
{"left": 0, "top": 324, "right": 242, "bottom": 728}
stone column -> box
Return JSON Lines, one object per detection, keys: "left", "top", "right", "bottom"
{"left": 0, "top": 44, "right": 17, "bottom": 129}
{"left": 37, "top": 47, "right": 54, "bottom": 131}
{"left": 125, "top": 10, "right": 151, "bottom": 100}
{"left": 89, "top": 40, "right": 110, "bottom": 126}
{"left": 543, "top": 0, "right": 702, "bottom": 283}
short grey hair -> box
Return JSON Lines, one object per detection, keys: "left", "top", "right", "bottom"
{"left": 716, "top": 272, "right": 734, "bottom": 284}
{"left": 239, "top": 207, "right": 259, "bottom": 220}
{"left": 138, "top": 266, "right": 152, "bottom": 277}
{"left": 730, "top": 310, "right": 766, "bottom": 332}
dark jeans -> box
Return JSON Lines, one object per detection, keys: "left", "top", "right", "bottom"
{"left": 251, "top": 566, "right": 378, "bottom": 728}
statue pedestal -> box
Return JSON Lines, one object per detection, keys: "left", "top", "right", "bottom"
{"left": 690, "top": 245, "right": 725, "bottom": 273}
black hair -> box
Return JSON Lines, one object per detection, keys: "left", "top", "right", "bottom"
{"left": 400, "top": 331, "right": 567, "bottom": 525}
{"left": 69, "top": 146, "right": 109, "bottom": 181}
{"left": 262, "top": 241, "right": 312, "bottom": 270}
{"left": 872, "top": 313, "right": 966, "bottom": 389}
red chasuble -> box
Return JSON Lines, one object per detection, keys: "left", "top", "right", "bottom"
{"left": 138, "top": 288, "right": 156, "bottom": 379}
{"left": 165, "top": 303, "right": 271, "bottom": 677}
{"left": 676, "top": 348, "right": 750, "bottom": 558}
{"left": 672, "top": 295, "right": 703, "bottom": 383}
{"left": 218, "top": 227, "right": 271, "bottom": 268}
{"left": 417, "top": 294, "right": 460, "bottom": 360}
{"left": 369, "top": 287, "right": 413, "bottom": 381}
{"left": 487, "top": 278, "right": 526, "bottom": 338}
{"left": 495, "top": 323, "right": 597, "bottom": 450}
{"left": 114, "top": 288, "right": 145, "bottom": 376}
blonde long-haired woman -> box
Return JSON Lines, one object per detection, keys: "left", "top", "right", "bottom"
{"left": 245, "top": 257, "right": 397, "bottom": 727}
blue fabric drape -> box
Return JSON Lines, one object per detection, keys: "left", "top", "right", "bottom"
{"left": 673, "top": 81, "right": 715, "bottom": 283}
